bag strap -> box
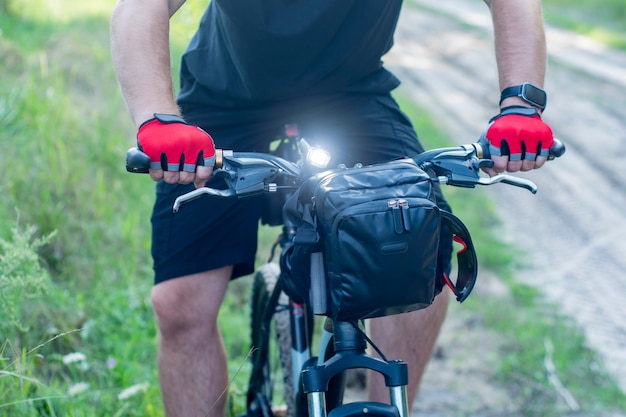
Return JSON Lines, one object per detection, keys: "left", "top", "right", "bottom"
{"left": 440, "top": 210, "right": 478, "bottom": 302}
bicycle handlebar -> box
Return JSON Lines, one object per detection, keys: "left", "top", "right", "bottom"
{"left": 125, "top": 138, "right": 565, "bottom": 212}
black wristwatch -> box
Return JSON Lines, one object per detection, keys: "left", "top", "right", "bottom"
{"left": 499, "top": 83, "right": 547, "bottom": 111}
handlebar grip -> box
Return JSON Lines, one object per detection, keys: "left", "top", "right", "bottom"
{"left": 478, "top": 137, "right": 565, "bottom": 160}
{"left": 125, "top": 147, "right": 224, "bottom": 173}
{"left": 126, "top": 147, "right": 151, "bottom": 173}
{"left": 547, "top": 138, "right": 566, "bottom": 160}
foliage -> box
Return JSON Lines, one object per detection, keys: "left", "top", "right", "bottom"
{"left": 0, "top": 1, "right": 248, "bottom": 415}
{"left": 0, "top": 0, "right": 10, "bottom": 15}
{"left": 0, "top": 220, "right": 55, "bottom": 334}
{"left": 0, "top": 1, "right": 159, "bottom": 415}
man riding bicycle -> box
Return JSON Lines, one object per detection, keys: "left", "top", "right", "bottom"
{"left": 110, "top": 1, "right": 554, "bottom": 416}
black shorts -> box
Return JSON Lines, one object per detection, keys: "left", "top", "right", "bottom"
{"left": 151, "top": 92, "right": 451, "bottom": 284}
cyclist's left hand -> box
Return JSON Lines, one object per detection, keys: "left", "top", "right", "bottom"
{"left": 481, "top": 106, "right": 554, "bottom": 176}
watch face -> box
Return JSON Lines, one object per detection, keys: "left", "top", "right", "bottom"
{"left": 521, "top": 84, "right": 547, "bottom": 107}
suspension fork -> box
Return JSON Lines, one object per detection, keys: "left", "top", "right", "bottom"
{"left": 289, "top": 300, "right": 313, "bottom": 390}
{"left": 302, "top": 321, "right": 410, "bottom": 417}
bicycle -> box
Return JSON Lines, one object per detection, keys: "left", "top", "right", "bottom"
{"left": 126, "top": 130, "right": 564, "bottom": 417}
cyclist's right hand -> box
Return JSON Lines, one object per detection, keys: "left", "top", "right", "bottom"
{"left": 137, "top": 113, "right": 215, "bottom": 188}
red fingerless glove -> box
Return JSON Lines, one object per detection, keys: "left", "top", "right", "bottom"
{"left": 483, "top": 106, "right": 553, "bottom": 161}
{"left": 137, "top": 114, "right": 216, "bottom": 171}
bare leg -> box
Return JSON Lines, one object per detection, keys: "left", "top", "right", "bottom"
{"left": 151, "top": 266, "right": 233, "bottom": 417}
{"left": 367, "top": 290, "right": 450, "bottom": 407}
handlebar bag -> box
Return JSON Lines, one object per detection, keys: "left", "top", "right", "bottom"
{"left": 283, "top": 159, "right": 477, "bottom": 321}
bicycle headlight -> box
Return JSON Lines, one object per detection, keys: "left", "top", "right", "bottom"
{"left": 306, "top": 147, "right": 331, "bottom": 168}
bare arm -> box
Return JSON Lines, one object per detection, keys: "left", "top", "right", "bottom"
{"left": 110, "top": 0, "right": 187, "bottom": 126}
{"left": 480, "top": 0, "right": 552, "bottom": 174}
{"left": 484, "top": 0, "right": 547, "bottom": 109}
{"left": 111, "top": 0, "right": 214, "bottom": 187}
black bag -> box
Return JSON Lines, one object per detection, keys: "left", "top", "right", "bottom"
{"left": 282, "top": 159, "right": 478, "bottom": 321}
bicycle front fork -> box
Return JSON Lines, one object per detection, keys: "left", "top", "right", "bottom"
{"left": 302, "top": 321, "right": 410, "bottom": 417}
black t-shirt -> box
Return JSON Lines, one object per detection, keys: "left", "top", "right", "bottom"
{"left": 178, "top": 0, "right": 403, "bottom": 107}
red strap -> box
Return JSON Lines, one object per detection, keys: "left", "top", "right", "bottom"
{"left": 442, "top": 273, "right": 456, "bottom": 295}
{"left": 453, "top": 235, "right": 468, "bottom": 254}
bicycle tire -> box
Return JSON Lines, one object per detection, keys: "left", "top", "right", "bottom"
{"left": 250, "top": 263, "right": 295, "bottom": 417}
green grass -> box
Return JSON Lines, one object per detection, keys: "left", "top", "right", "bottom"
{"left": 1, "top": 0, "right": 625, "bottom": 416}
{"left": 0, "top": 1, "right": 249, "bottom": 415}
{"left": 1, "top": 1, "right": 164, "bottom": 415}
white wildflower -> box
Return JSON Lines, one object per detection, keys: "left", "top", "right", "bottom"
{"left": 118, "top": 382, "right": 149, "bottom": 401}
{"left": 67, "top": 382, "right": 90, "bottom": 396}
{"left": 106, "top": 357, "right": 117, "bottom": 369}
{"left": 62, "top": 352, "right": 87, "bottom": 365}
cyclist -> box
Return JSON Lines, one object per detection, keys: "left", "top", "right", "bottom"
{"left": 110, "top": 1, "right": 554, "bottom": 416}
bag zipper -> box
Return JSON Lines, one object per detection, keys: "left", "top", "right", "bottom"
{"left": 311, "top": 161, "right": 425, "bottom": 211}
{"left": 388, "top": 198, "right": 411, "bottom": 233}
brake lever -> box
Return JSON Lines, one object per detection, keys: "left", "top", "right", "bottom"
{"left": 477, "top": 174, "right": 538, "bottom": 194}
{"left": 172, "top": 150, "right": 303, "bottom": 212}
{"left": 424, "top": 145, "right": 538, "bottom": 193}
{"left": 173, "top": 186, "right": 235, "bottom": 212}
{"left": 420, "top": 145, "right": 484, "bottom": 189}
{"left": 424, "top": 137, "right": 562, "bottom": 194}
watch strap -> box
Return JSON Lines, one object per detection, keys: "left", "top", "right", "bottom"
{"left": 500, "top": 83, "right": 547, "bottom": 111}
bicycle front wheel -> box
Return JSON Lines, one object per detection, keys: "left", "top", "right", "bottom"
{"left": 249, "top": 263, "right": 294, "bottom": 417}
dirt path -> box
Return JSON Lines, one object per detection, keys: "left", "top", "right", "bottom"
{"left": 383, "top": 0, "right": 626, "bottom": 414}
